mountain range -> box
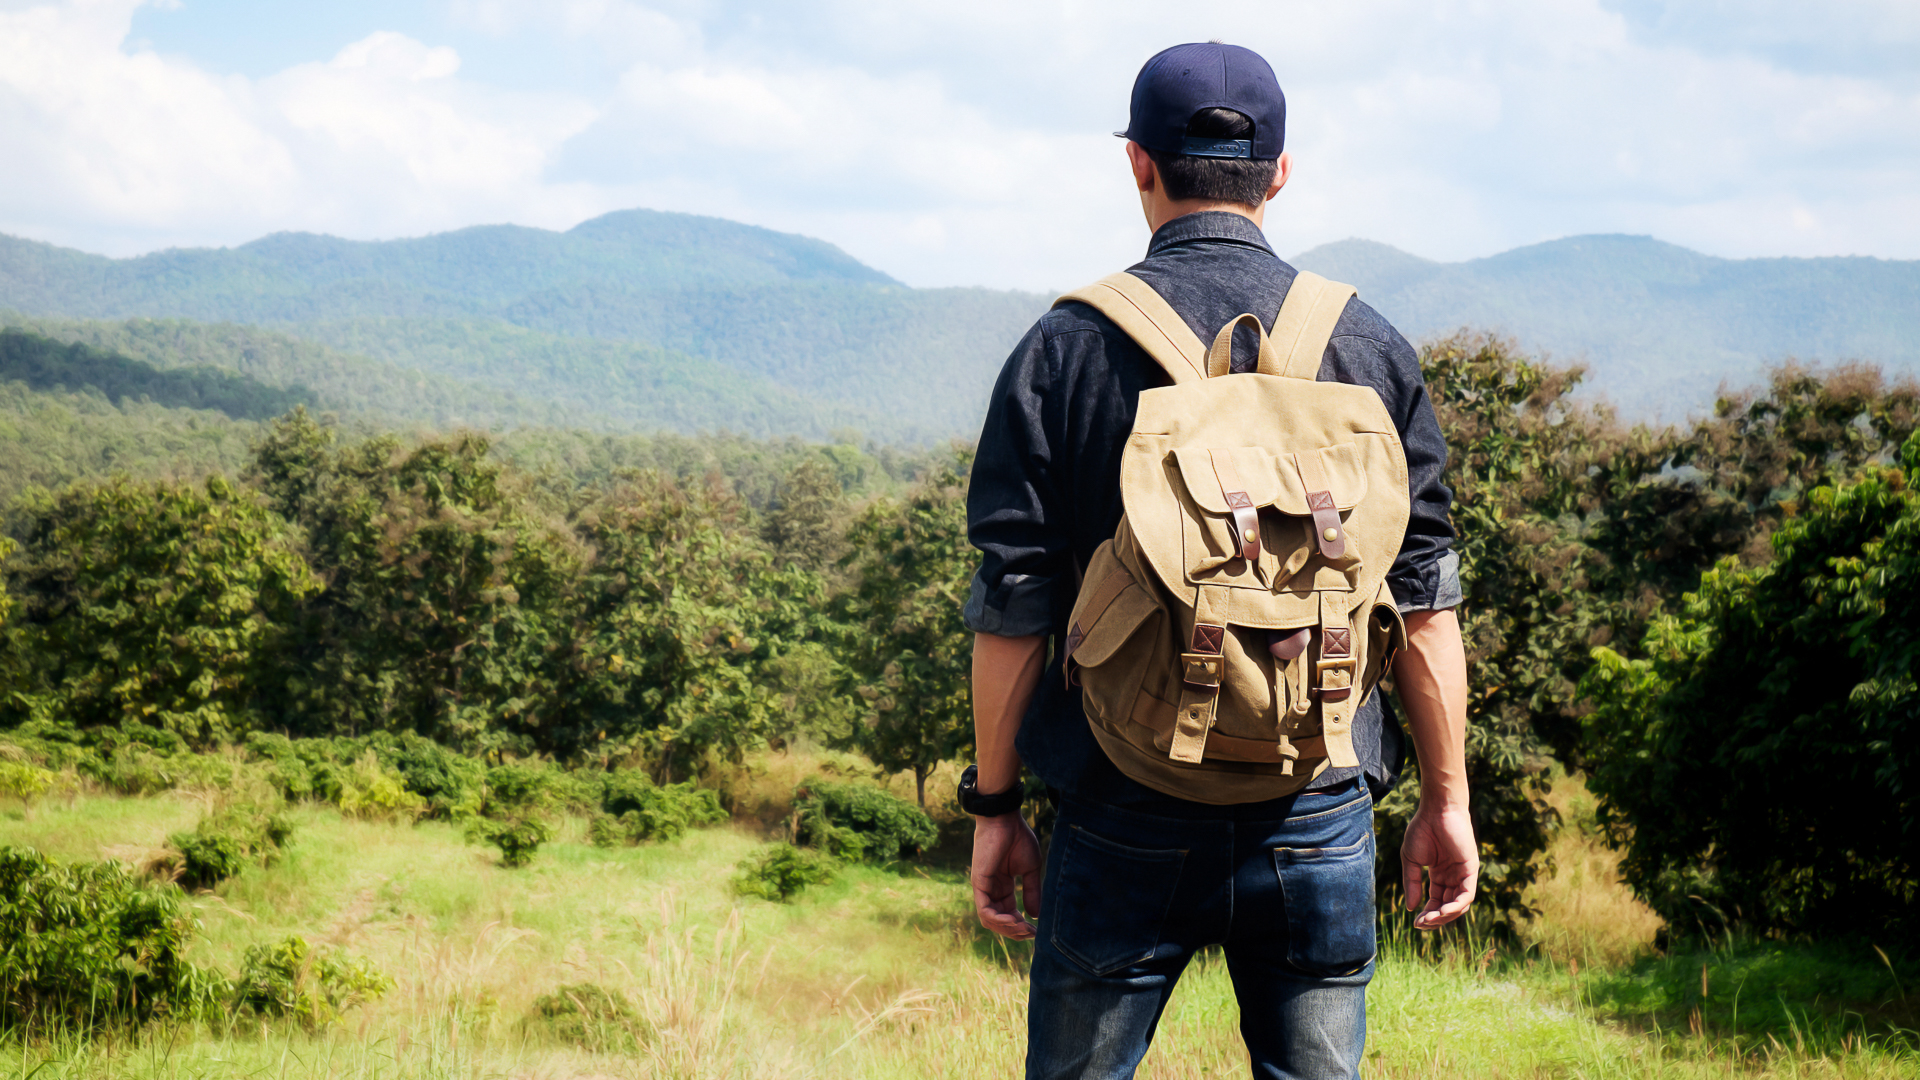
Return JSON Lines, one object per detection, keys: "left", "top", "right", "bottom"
{"left": 1292, "top": 235, "right": 1920, "bottom": 419}
{"left": 1, "top": 209, "right": 1914, "bottom": 439}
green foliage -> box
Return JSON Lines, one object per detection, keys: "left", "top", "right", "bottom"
{"left": 835, "top": 454, "right": 975, "bottom": 807}
{"left": 1393, "top": 337, "right": 1920, "bottom": 928}
{"left": 793, "top": 780, "right": 938, "bottom": 864}
{"left": 562, "top": 473, "right": 833, "bottom": 769}
{"left": 524, "top": 982, "right": 649, "bottom": 1051}
{"left": 231, "top": 934, "right": 392, "bottom": 1028}
{"left": 3, "top": 474, "right": 319, "bottom": 747}
{"left": 0, "top": 760, "right": 55, "bottom": 807}
{"left": 590, "top": 772, "right": 728, "bottom": 846}
{"left": 763, "top": 458, "right": 851, "bottom": 573}
{"left": 5, "top": 314, "right": 565, "bottom": 432}
{"left": 731, "top": 842, "right": 836, "bottom": 902}
{"left": 465, "top": 816, "right": 553, "bottom": 869}
{"left": 1581, "top": 443, "right": 1920, "bottom": 945}
{"left": 167, "top": 804, "right": 293, "bottom": 890}
{"left": 0, "top": 326, "right": 307, "bottom": 421}
{"left": 263, "top": 422, "right": 585, "bottom": 753}
{"left": 0, "top": 846, "right": 226, "bottom": 1031}
{"left": 0, "top": 380, "right": 263, "bottom": 513}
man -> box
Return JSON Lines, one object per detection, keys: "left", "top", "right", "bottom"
{"left": 959, "top": 42, "right": 1479, "bottom": 1079}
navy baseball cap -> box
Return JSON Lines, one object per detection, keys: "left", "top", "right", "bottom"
{"left": 1117, "top": 43, "right": 1286, "bottom": 160}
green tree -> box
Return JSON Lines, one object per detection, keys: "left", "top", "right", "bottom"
{"left": 3, "top": 476, "right": 317, "bottom": 747}
{"left": 263, "top": 427, "right": 581, "bottom": 752}
{"left": 1580, "top": 438, "right": 1920, "bottom": 946}
{"left": 837, "top": 454, "right": 974, "bottom": 806}
{"left": 562, "top": 473, "right": 830, "bottom": 772}
{"left": 762, "top": 457, "right": 850, "bottom": 573}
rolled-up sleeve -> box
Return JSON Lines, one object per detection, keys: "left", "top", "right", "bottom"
{"left": 964, "top": 322, "right": 1071, "bottom": 637}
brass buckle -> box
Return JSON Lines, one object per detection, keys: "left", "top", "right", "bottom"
{"left": 1181, "top": 652, "right": 1224, "bottom": 689}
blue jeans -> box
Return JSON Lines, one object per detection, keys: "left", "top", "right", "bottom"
{"left": 1026, "top": 780, "right": 1376, "bottom": 1079}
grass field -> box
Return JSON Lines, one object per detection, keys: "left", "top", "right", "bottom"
{"left": 0, "top": 755, "right": 1913, "bottom": 1079}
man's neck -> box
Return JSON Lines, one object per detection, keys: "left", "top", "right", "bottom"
{"left": 1144, "top": 199, "right": 1265, "bottom": 236}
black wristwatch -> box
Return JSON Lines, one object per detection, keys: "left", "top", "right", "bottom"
{"left": 958, "top": 764, "right": 1024, "bottom": 817}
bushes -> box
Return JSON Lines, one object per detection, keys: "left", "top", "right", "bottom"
{"left": 167, "top": 804, "right": 293, "bottom": 890}
{"left": 732, "top": 842, "right": 836, "bottom": 902}
{"left": 591, "top": 772, "right": 728, "bottom": 847}
{"left": 232, "top": 935, "right": 392, "bottom": 1028}
{"left": 733, "top": 781, "right": 931, "bottom": 904}
{"left": 525, "top": 982, "right": 649, "bottom": 1051}
{"left": 466, "top": 816, "right": 554, "bottom": 868}
{"left": 0, "top": 846, "right": 225, "bottom": 1031}
{"left": 793, "top": 780, "right": 936, "bottom": 863}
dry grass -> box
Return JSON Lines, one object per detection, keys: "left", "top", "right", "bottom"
{"left": 1518, "top": 768, "right": 1665, "bottom": 970}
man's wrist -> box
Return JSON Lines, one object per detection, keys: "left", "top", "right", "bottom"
{"left": 958, "top": 764, "right": 1024, "bottom": 817}
{"left": 1417, "top": 786, "right": 1471, "bottom": 813}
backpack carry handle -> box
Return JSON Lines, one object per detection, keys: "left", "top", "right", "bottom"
{"left": 1206, "top": 312, "right": 1280, "bottom": 378}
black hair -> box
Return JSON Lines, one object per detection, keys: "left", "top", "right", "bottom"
{"left": 1146, "top": 108, "right": 1279, "bottom": 209}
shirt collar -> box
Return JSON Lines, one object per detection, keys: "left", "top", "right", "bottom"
{"left": 1146, "top": 211, "right": 1277, "bottom": 258}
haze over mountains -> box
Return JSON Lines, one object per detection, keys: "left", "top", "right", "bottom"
{"left": 0, "top": 208, "right": 1914, "bottom": 439}
{"left": 1293, "top": 236, "right": 1920, "bottom": 419}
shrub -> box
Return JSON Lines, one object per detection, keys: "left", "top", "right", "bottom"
{"left": 335, "top": 752, "right": 426, "bottom": 821}
{"left": 167, "top": 804, "right": 294, "bottom": 890}
{"left": 732, "top": 842, "right": 836, "bottom": 902}
{"left": 792, "top": 780, "right": 936, "bottom": 863}
{"left": 525, "top": 981, "right": 649, "bottom": 1051}
{"left": 0, "top": 759, "right": 56, "bottom": 807}
{"left": 369, "top": 733, "right": 485, "bottom": 819}
{"left": 483, "top": 762, "right": 556, "bottom": 814}
{"left": 466, "top": 816, "right": 553, "bottom": 868}
{"left": 0, "top": 846, "right": 227, "bottom": 1031}
{"left": 591, "top": 772, "right": 728, "bottom": 846}
{"left": 232, "top": 934, "right": 392, "bottom": 1028}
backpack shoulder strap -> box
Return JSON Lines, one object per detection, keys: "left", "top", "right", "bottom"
{"left": 1055, "top": 273, "right": 1206, "bottom": 385}
{"left": 1263, "top": 271, "right": 1358, "bottom": 380}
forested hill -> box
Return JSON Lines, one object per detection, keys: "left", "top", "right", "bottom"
{"left": 1293, "top": 235, "right": 1920, "bottom": 420}
{"left": 6, "top": 212, "right": 1916, "bottom": 437}
{"left": 0, "top": 210, "right": 1048, "bottom": 442}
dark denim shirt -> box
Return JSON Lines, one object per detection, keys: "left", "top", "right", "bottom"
{"left": 963, "top": 211, "right": 1459, "bottom": 814}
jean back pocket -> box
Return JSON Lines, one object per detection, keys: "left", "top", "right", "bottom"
{"left": 1050, "top": 824, "right": 1187, "bottom": 976}
{"left": 1273, "top": 835, "right": 1376, "bottom": 976}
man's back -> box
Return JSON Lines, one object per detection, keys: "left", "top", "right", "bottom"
{"left": 966, "top": 210, "right": 1458, "bottom": 808}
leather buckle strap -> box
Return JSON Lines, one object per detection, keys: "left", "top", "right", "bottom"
{"left": 1317, "top": 606, "right": 1356, "bottom": 702}
{"left": 1208, "top": 449, "right": 1261, "bottom": 563}
{"left": 1292, "top": 452, "right": 1347, "bottom": 559}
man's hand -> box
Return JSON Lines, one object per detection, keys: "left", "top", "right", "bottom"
{"left": 1400, "top": 802, "right": 1478, "bottom": 930}
{"left": 972, "top": 813, "right": 1043, "bottom": 939}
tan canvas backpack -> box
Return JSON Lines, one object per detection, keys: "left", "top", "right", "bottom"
{"left": 1057, "top": 270, "right": 1411, "bottom": 804}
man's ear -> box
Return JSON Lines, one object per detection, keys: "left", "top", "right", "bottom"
{"left": 1266, "top": 151, "right": 1293, "bottom": 203}
{"left": 1126, "top": 141, "right": 1157, "bottom": 195}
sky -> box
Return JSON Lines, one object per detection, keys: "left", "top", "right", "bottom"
{"left": 0, "top": 0, "right": 1916, "bottom": 291}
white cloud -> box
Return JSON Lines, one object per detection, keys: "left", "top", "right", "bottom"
{"left": 0, "top": 0, "right": 1917, "bottom": 289}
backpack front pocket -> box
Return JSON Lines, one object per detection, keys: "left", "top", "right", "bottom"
{"left": 1169, "top": 445, "right": 1366, "bottom": 594}
{"left": 1064, "top": 539, "right": 1171, "bottom": 730}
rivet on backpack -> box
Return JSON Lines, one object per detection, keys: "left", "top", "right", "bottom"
{"left": 1055, "top": 271, "right": 1411, "bottom": 804}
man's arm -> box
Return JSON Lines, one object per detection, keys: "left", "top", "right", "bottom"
{"left": 1391, "top": 607, "right": 1479, "bottom": 929}
{"left": 970, "top": 631, "right": 1048, "bottom": 940}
